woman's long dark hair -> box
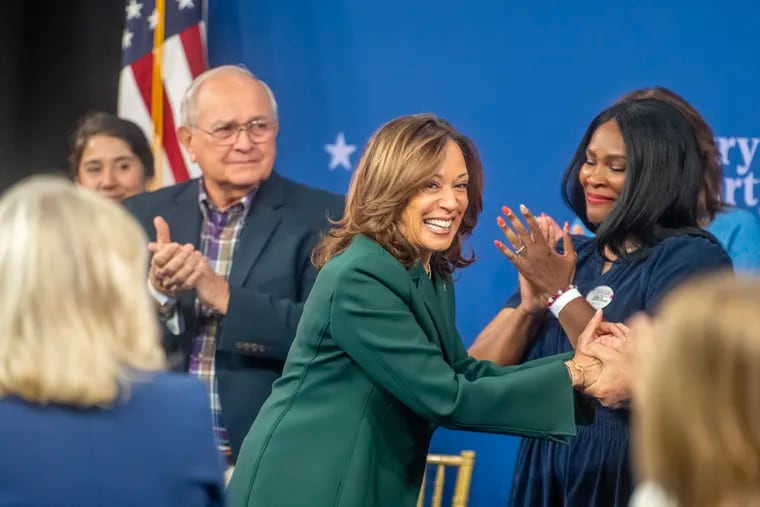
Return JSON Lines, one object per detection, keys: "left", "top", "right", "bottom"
{"left": 619, "top": 87, "right": 724, "bottom": 222}
{"left": 562, "top": 98, "right": 708, "bottom": 259}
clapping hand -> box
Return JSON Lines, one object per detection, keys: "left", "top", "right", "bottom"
{"left": 148, "top": 217, "right": 207, "bottom": 297}
{"left": 148, "top": 216, "right": 230, "bottom": 314}
{"left": 494, "top": 205, "right": 577, "bottom": 301}
{"left": 515, "top": 213, "right": 562, "bottom": 315}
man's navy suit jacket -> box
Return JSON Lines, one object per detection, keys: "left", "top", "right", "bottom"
{"left": 124, "top": 171, "right": 344, "bottom": 458}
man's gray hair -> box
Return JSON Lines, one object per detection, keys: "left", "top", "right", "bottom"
{"left": 179, "top": 65, "right": 279, "bottom": 127}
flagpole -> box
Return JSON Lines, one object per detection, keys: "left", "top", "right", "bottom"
{"left": 150, "top": 0, "right": 166, "bottom": 190}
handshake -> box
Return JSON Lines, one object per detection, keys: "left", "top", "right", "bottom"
{"left": 565, "top": 309, "right": 653, "bottom": 409}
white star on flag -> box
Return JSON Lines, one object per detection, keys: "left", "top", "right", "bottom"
{"left": 177, "top": 0, "right": 194, "bottom": 10}
{"left": 122, "top": 29, "right": 134, "bottom": 49}
{"left": 325, "top": 133, "right": 357, "bottom": 171}
{"left": 125, "top": 0, "right": 143, "bottom": 20}
{"left": 148, "top": 9, "right": 158, "bottom": 29}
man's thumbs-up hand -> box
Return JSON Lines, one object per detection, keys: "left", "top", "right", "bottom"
{"left": 148, "top": 216, "right": 201, "bottom": 297}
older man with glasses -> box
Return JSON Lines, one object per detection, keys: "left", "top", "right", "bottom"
{"left": 123, "top": 65, "right": 344, "bottom": 473}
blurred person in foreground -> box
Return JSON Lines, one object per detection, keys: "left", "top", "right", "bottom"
{"left": 227, "top": 114, "right": 631, "bottom": 507}
{"left": 69, "top": 111, "right": 154, "bottom": 201}
{"left": 629, "top": 273, "right": 760, "bottom": 507}
{"left": 0, "top": 176, "right": 224, "bottom": 506}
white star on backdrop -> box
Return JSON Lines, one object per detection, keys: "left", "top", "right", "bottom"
{"left": 122, "top": 29, "right": 134, "bottom": 49}
{"left": 125, "top": 0, "right": 143, "bottom": 20}
{"left": 325, "top": 133, "right": 357, "bottom": 171}
{"left": 177, "top": 0, "right": 194, "bottom": 9}
{"left": 148, "top": 9, "right": 158, "bottom": 29}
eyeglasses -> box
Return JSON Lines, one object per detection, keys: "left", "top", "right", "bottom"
{"left": 195, "top": 119, "right": 276, "bottom": 145}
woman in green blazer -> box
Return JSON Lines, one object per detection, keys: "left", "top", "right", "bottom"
{"left": 227, "top": 114, "right": 629, "bottom": 507}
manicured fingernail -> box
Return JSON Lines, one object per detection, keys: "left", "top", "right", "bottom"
{"left": 502, "top": 206, "right": 511, "bottom": 216}
{"left": 496, "top": 216, "right": 506, "bottom": 227}
{"left": 494, "top": 240, "right": 503, "bottom": 248}
{"left": 564, "top": 221, "right": 569, "bottom": 232}
{"left": 519, "top": 204, "right": 529, "bottom": 214}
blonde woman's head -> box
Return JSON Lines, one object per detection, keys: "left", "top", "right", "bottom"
{"left": 0, "top": 176, "right": 164, "bottom": 407}
{"left": 634, "top": 272, "right": 760, "bottom": 507}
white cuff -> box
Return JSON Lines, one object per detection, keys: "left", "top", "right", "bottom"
{"left": 146, "top": 279, "right": 183, "bottom": 335}
{"left": 549, "top": 287, "right": 582, "bottom": 319}
{"left": 147, "top": 278, "right": 176, "bottom": 306}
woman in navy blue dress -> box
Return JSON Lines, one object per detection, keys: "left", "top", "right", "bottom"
{"left": 470, "top": 98, "right": 733, "bottom": 506}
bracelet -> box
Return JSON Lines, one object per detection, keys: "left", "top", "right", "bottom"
{"left": 565, "top": 360, "right": 587, "bottom": 389}
{"left": 547, "top": 285, "right": 582, "bottom": 318}
{"left": 545, "top": 284, "right": 576, "bottom": 307}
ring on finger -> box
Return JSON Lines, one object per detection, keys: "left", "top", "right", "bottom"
{"left": 514, "top": 244, "right": 527, "bottom": 256}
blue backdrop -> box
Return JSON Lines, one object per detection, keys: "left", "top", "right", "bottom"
{"left": 207, "top": 1, "right": 760, "bottom": 505}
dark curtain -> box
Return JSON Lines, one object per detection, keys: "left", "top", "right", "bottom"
{"left": 0, "top": 0, "right": 123, "bottom": 192}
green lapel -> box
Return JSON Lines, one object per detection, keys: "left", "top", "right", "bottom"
{"left": 409, "top": 263, "right": 454, "bottom": 364}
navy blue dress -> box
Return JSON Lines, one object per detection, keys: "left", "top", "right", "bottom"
{"left": 507, "top": 233, "right": 731, "bottom": 507}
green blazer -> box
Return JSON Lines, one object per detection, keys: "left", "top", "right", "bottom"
{"left": 228, "top": 234, "right": 576, "bottom": 507}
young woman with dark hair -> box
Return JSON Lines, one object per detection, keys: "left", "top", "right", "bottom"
{"left": 69, "top": 111, "right": 154, "bottom": 201}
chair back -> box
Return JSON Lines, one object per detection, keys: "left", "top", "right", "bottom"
{"left": 416, "top": 450, "right": 475, "bottom": 507}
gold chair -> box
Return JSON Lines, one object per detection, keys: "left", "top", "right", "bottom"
{"left": 416, "top": 450, "right": 476, "bottom": 507}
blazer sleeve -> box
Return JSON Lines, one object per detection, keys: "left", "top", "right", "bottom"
{"left": 329, "top": 254, "right": 576, "bottom": 440}
{"left": 442, "top": 275, "right": 574, "bottom": 377}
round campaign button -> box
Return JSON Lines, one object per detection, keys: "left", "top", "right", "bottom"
{"left": 586, "top": 285, "right": 614, "bottom": 309}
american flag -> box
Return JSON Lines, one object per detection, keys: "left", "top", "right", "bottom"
{"left": 118, "top": 0, "right": 207, "bottom": 186}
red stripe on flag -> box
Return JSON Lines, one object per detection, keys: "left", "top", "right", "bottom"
{"left": 131, "top": 53, "right": 154, "bottom": 105}
{"left": 160, "top": 89, "right": 190, "bottom": 182}
{"left": 180, "top": 24, "right": 206, "bottom": 78}
{"left": 129, "top": 54, "right": 190, "bottom": 183}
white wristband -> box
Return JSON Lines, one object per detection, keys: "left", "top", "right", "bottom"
{"left": 549, "top": 287, "right": 582, "bottom": 319}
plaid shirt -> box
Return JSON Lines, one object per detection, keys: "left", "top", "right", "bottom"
{"left": 191, "top": 180, "right": 255, "bottom": 454}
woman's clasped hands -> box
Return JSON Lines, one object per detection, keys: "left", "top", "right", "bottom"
{"left": 568, "top": 310, "right": 634, "bottom": 408}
